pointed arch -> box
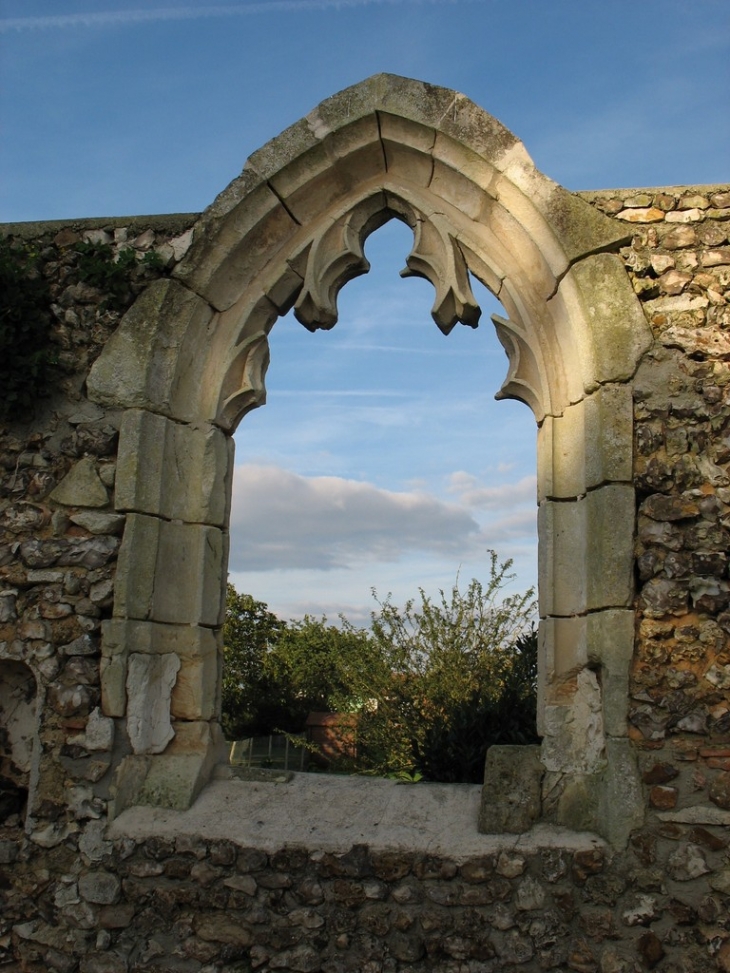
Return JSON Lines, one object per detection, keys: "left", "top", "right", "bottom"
{"left": 88, "top": 75, "right": 652, "bottom": 845}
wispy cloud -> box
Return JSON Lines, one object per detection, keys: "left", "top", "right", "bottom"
{"left": 0, "top": 0, "right": 470, "bottom": 34}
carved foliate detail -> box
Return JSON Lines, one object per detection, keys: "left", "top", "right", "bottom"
{"left": 292, "top": 194, "right": 481, "bottom": 334}
{"left": 401, "top": 216, "right": 481, "bottom": 334}
{"left": 294, "top": 197, "right": 389, "bottom": 331}
{"left": 492, "top": 313, "right": 548, "bottom": 422}
{"left": 219, "top": 331, "right": 270, "bottom": 431}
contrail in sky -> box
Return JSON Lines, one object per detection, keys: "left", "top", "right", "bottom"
{"left": 0, "top": 0, "right": 471, "bottom": 33}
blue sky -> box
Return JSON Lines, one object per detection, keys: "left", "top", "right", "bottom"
{"left": 2, "top": 0, "right": 728, "bottom": 623}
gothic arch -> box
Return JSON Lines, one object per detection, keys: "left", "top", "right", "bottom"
{"left": 87, "top": 75, "right": 652, "bottom": 845}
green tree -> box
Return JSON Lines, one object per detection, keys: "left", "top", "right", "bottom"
{"left": 220, "top": 585, "right": 285, "bottom": 739}
{"left": 221, "top": 553, "right": 539, "bottom": 783}
{"left": 221, "top": 586, "right": 377, "bottom": 739}
{"left": 267, "top": 615, "right": 377, "bottom": 716}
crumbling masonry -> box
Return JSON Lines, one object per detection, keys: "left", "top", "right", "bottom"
{"left": 1, "top": 75, "right": 730, "bottom": 972}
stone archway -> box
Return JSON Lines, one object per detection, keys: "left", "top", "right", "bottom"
{"left": 87, "top": 74, "right": 652, "bottom": 845}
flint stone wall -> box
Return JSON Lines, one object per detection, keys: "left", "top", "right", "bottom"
{"left": 0, "top": 186, "right": 729, "bottom": 971}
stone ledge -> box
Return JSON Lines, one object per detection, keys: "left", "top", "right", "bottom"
{"left": 0, "top": 213, "right": 200, "bottom": 239}
{"left": 576, "top": 184, "right": 730, "bottom": 201}
{"left": 109, "top": 773, "right": 607, "bottom": 858}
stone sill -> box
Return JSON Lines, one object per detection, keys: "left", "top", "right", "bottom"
{"left": 108, "top": 772, "right": 606, "bottom": 858}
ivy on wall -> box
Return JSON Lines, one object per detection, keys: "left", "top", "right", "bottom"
{"left": 75, "top": 241, "right": 164, "bottom": 311}
{"left": 0, "top": 234, "right": 168, "bottom": 422}
{"left": 0, "top": 238, "right": 57, "bottom": 422}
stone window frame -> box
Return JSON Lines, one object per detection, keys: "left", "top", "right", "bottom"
{"left": 86, "top": 74, "right": 652, "bottom": 846}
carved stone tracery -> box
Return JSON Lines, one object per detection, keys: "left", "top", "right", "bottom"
{"left": 87, "top": 74, "right": 652, "bottom": 845}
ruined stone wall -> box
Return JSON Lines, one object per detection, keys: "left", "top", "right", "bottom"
{"left": 1, "top": 189, "right": 730, "bottom": 972}
{"left": 592, "top": 187, "right": 730, "bottom": 819}
{"left": 0, "top": 219, "right": 199, "bottom": 820}
{"left": 8, "top": 833, "right": 686, "bottom": 973}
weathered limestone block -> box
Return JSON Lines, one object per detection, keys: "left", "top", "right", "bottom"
{"left": 430, "top": 152, "right": 497, "bottom": 226}
{"left": 136, "top": 721, "right": 226, "bottom": 811}
{"left": 173, "top": 181, "right": 300, "bottom": 312}
{"left": 538, "top": 498, "right": 586, "bottom": 616}
{"left": 586, "top": 610, "right": 634, "bottom": 737}
{"left": 126, "top": 652, "right": 180, "bottom": 754}
{"left": 585, "top": 384, "right": 633, "bottom": 487}
{"left": 154, "top": 519, "right": 226, "bottom": 627}
{"left": 268, "top": 115, "right": 384, "bottom": 225}
{"left": 100, "top": 620, "right": 128, "bottom": 718}
{"left": 49, "top": 458, "right": 109, "bottom": 508}
{"left": 549, "top": 772, "right": 601, "bottom": 834}
{"left": 113, "top": 513, "right": 226, "bottom": 627}
{"left": 115, "top": 409, "right": 233, "bottom": 527}
{"left": 375, "top": 74, "right": 520, "bottom": 164}
{"left": 478, "top": 745, "right": 543, "bottom": 834}
{"left": 86, "top": 278, "right": 215, "bottom": 421}
{"left": 538, "top": 401, "right": 587, "bottom": 500}
{"left": 538, "top": 609, "right": 634, "bottom": 737}
{"left": 102, "top": 618, "right": 219, "bottom": 721}
{"left": 540, "top": 615, "right": 588, "bottom": 690}
{"left": 598, "top": 738, "right": 644, "bottom": 847}
{"left": 108, "top": 754, "right": 151, "bottom": 819}
{"left": 554, "top": 252, "right": 652, "bottom": 387}
{"left": 379, "top": 112, "right": 437, "bottom": 189}
{"left": 542, "top": 669, "right": 605, "bottom": 776}
{"left": 538, "top": 384, "right": 633, "bottom": 499}
{"left": 170, "top": 639, "right": 219, "bottom": 723}
{"left": 585, "top": 484, "right": 635, "bottom": 611}
{"left": 483, "top": 192, "right": 562, "bottom": 305}
{"left": 112, "top": 514, "right": 160, "bottom": 622}
{"left": 551, "top": 467, "right": 633, "bottom": 623}
{"left": 494, "top": 159, "right": 629, "bottom": 282}
{"left": 538, "top": 611, "right": 632, "bottom": 742}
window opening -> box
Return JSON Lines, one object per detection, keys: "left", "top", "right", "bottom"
{"left": 225, "top": 218, "right": 538, "bottom": 779}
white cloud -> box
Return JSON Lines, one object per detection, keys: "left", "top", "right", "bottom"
{"left": 478, "top": 507, "right": 537, "bottom": 543}
{"left": 229, "top": 464, "right": 482, "bottom": 571}
{"left": 447, "top": 471, "right": 536, "bottom": 509}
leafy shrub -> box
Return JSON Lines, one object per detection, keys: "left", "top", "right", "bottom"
{"left": 414, "top": 628, "right": 538, "bottom": 783}
{"left": 74, "top": 241, "right": 138, "bottom": 311}
{"left": 222, "top": 553, "right": 539, "bottom": 783}
{"left": 350, "top": 554, "right": 537, "bottom": 781}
